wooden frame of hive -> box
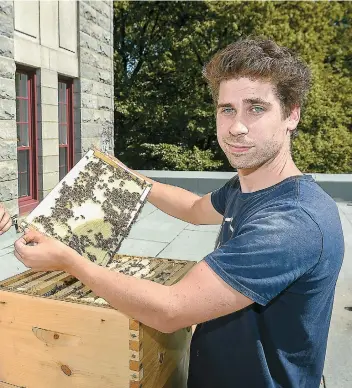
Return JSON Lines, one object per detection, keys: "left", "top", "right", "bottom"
{"left": 0, "top": 255, "right": 196, "bottom": 388}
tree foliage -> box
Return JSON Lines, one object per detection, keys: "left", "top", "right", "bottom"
{"left": 114, "top": 1, "right": 351, "bottom": 172}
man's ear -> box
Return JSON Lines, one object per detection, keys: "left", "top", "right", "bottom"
{"left": 287, "top": 106, "right": 300, "bottom": 133}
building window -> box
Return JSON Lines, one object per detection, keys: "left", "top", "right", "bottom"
{"left": 58, "top": 80, "right": 74, "bottom": 181}
{"left": 16, "top": 70, "right": 38, "bottom": 214}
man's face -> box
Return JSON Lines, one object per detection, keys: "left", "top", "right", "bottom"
{"left": 216, "top": 77, "right": 299, "bottom": 171}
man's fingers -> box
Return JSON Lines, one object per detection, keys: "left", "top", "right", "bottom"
{"left": 1, "top": 219, "right": 12, "bottom": 233}
{"left": 14, "top": 248, "right": 23, "bottom": 261}
{"left": 23, "top": 229, "right": 45, "bottom": 244}
{"left": 0, "top": 212, "right": 11, "bottom": 232}
{"left": 14, "top": 249, "right": 30, "bottom": 268}
{"left": 14, "top": 236, "right": 29, "bottom": 256}
{"left": 14, "top": 244, "right": 25, "bottom": 262}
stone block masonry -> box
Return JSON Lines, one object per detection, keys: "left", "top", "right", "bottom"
{"left": 0, "top": 0, "right": 115, "bottom": 216}
{"left": 78, "top": 0, "right": 114, "bottom": 156}
{"left": 0, "top": 0, "right": 17, "bottom": 216}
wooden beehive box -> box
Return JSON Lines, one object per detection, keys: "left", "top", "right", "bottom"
{"left": 0, "top": 255, "right": 196, "bottom": 388}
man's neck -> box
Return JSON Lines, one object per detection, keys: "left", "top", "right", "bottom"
{"left": 237, "top": 152, "right": 302, "bottom": 194}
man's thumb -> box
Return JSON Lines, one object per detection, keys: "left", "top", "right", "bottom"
{"left": 23, "top": 229, "right": 45, "bottom": 244}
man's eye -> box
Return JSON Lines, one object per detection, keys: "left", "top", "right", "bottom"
{"left": 221, "top": 107, "right": 235, "bottom": 115}
{"left": 250, "top": 106, "right": 265, "bottom": 114}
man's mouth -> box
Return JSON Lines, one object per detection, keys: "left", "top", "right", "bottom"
{"left": 225, "top": 143, "right": 253, "bottom": 153}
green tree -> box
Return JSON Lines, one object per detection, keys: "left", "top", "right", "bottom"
{"left": 114, "top": 1, "right": 351, "bottom": 172}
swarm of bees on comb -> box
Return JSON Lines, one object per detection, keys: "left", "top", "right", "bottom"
{"left": 21, "top": 149, "right": 152, "bottom": 267}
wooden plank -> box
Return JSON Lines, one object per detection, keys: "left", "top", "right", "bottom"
{"left": 129, "top": 319, "right": 140, "bottom": 331}
{"left": 112, "top": 257, "right": 144, "bottom": 276}
{"left": 0, "top": 382, "right": 24, "bottom": 388}
{"left": 138, "top": 325, "right": 192, "bottom": 388}
{"left": 81, "top": 257, "right": 160, "bottom": 299}
{"left": 150, "top": 262, "right": 179, "bottom": 285}
{"left": 49, "top": 279, "right": 84, "bottom": 299}
{"left": 0, "top": 290, "right": 130, "bottom": 388}
{"left": 162, "top": 350, "right": 190, "bottom": 388}
{"left": 144, "top": 262, "right": 174, "bottom": 283}
{"left": 69, "top": 256, "right": 138, "bottom": 300}
{"left": 129, "top": 382, "right": 142, "bottom": 388}
{"left": 160, "top": 263, "right": 185, "bottom": 285}
{"left": 1, "top": 271, "right": 58, "bottom": 290}
{"left": 163, "top": 262, "right": 196, "bottom": 286}
{"left": 0, "top": 269, "right": 33, "bottom": 288}
{"left": 129, "top": 339, "right": 142, "bottom": 352}
{"left": 17, "top": 271, "right": 66, "bottom": 292}
{"left": 20, "top": 273, "right": 75, "bottom": 296}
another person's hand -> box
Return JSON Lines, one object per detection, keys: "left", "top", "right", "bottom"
{"left": 0, "top": 204, "right": 12, "bottom": 235}
{"left": 14, "top": 229, "right": 83, "bottom": 272}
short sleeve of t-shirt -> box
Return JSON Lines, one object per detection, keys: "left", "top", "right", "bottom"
{"left": 204, "top": 203, "right": 323, "bottom": 306}
{"left": 211, "top": 176, "right": 238, "bottom": 215}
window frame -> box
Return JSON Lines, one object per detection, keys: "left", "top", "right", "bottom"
{"left": 58, "top": 78, "right": 74, "bottom": 181}
{"left": 16, "top": 68, "right": 39, "bottom": 215}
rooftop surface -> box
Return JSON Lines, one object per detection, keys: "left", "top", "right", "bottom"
{"left": 0, "top": 201, "right": 351, "bottom": 387}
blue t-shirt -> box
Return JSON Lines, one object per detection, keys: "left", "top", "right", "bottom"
{"left": 188, "top": 175, "right": 344, "bottom": 388}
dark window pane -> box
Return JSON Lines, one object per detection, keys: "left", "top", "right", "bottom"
{"left": 15, "top": 73, "right": 21, "bottom": 96}
{"left": 18, "top": 150, "right": 30, "bottom": 197}
{"left": 16, "top": 73, "right": 28, "bottom": 98}
{"left": 16, "top": 99, "right": 28, "bottom": 124}
{"left": 17, "top": 123, "right": 29, "bottom": 146}
{"left": 16, "top": 98, "right": 21, "bottom": 122}
{"left": 59, "top": 103, "right": 67, "bottom": 124}
{"left": 59, "top": 147, "right": 68, "bottom": 180}
{"left": 22, "top": 99, "right": 28, "bottom": 123}
{"left": 61, "top": 104, "right": 67, "bottom": 124}
{"left": 58, "top": 82, "right": 67, "bottom": 103}
{"left": 59, "top": 124, "right": 67, "bottom": 145}
{"left": 21, "top": 74, "right": 28, "bottom": 98}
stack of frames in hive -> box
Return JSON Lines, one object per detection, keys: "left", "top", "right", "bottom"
{"left": 0, "top": 254, "right": 195, "bottom": 387}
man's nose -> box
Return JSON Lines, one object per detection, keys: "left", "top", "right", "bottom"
{"left": 229, "top": 118, "right": 248, "bottom": 136}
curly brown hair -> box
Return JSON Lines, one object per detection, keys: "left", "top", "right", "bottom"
{"left": 203, "top": 37, "right": 312, "bottom": 121}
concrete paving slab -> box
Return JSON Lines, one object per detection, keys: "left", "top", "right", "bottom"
{"left": 337, "top": 202, "right": 352, "bottom": 217}
{"left": 135, "top": 202, "right": 158, "bottom": 222}
{"left": 0, "top": 250, "right": 28, "bottom": 281}
{"left": 127, "top": 210, "right": 189, "bottom": 243}
{"left": 117, "top": 237, "right": 168, "bottom": 257}
{"left": 157, "top": 229, "right": 218, "bottom": 262}
{"left": 323, "top": 208, "right": 352, "bottom": 388}
{"left": 0, "top": 244, "right": 15, "bottom": 258}
{"left": 0, "top": 225, "right": 18, "bottom": 250}
{"left": 185, "top": 224, "right": 221, "bottom": 233}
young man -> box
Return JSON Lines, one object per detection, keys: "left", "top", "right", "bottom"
{"left": 11, "top": 38, "right": 344, "bottom": 388}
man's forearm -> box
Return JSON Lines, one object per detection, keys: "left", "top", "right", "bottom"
{"left": 66, "top": 250, "right": 174, "bottom": 332}
{"left": 129, "top": 169, "right": 202, "bottom": 224}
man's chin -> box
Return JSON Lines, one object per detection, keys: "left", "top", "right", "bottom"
{"left": 227, "top": 156, "right": 261, "bottom": 170}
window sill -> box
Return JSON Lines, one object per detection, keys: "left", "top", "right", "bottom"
{"left": 19, "top": 198, "right": 39, "bottom": 216}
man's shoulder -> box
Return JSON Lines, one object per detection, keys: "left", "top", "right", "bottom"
{"left": 295, "top": 176, "right": 341, "bottom": 229}
{"left": 238, "top": 175, "right": 340, "bottom": 238}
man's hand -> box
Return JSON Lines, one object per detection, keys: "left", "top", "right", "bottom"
{"left": 0, "top": 204, "right": 12, "bottom": 235}
{"left": 14, "top": 229, "right": 84, "bottom": 272}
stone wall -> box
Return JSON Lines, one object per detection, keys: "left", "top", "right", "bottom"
{"left": 37, "top": 68, "right": 60, "bottom": 200}
{"left": 77, "top": 0, "right": 114, "bottom": 160}
{"left": 0, "top": 0, "right": 17, "bottom": 217}
{"left": 0, "top": 0, "right": 115, "bottom": 216}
